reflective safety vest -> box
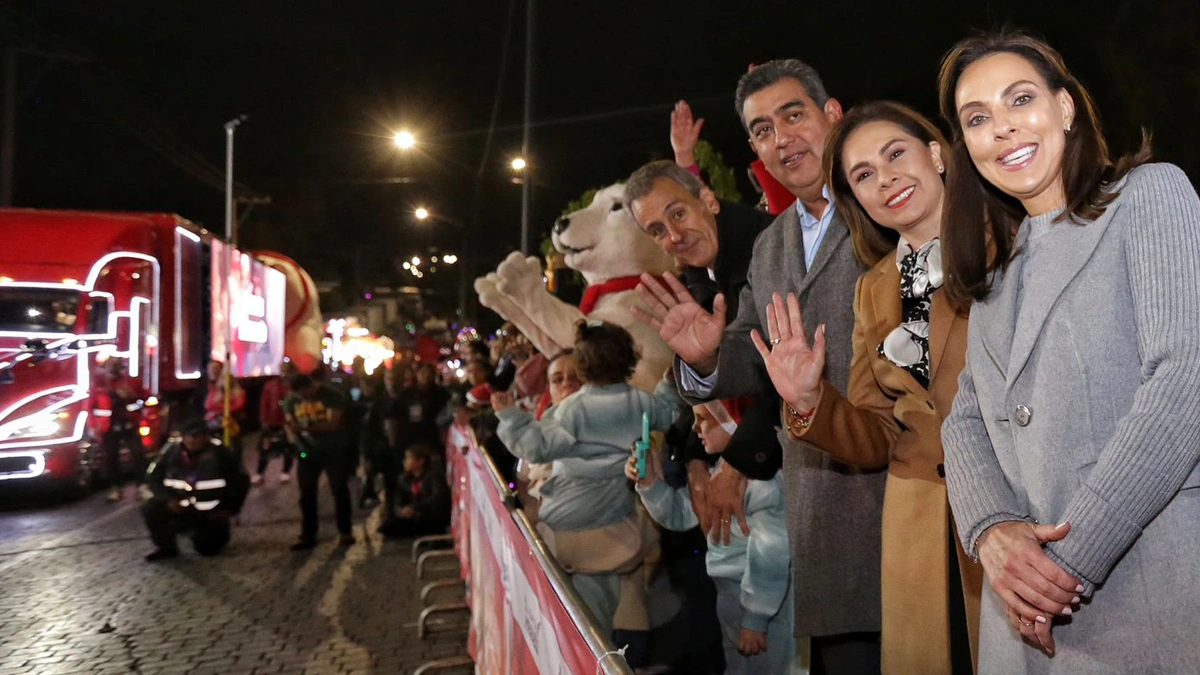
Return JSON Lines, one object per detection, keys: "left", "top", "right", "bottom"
{"left": 146, "top": 440, "right": 246, "bottom": 513}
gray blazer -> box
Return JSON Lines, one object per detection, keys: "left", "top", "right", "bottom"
{"left": 676, "top": 206, "right": 886, "bottom": 638}
{"left": 942, "top": 164, "right": 1200, "bottom": 673}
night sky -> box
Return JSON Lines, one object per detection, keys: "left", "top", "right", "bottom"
{"left": 4, "top": 1, "right": 1198, "bottom": 315}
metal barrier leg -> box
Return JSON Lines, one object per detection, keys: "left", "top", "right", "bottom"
{"left": 411, "top": 533, "right": 454, "bottom": 562}
{"left": 417, "top": 602, "right": 469, "bottom": 639}
{"left": 417, "top": 549, "right": 459, "bottom": 579}
{"left": 413, "top": 655, "right": 473, "bottom": 674}
{"left": 421, "top": 578, "right": 464, "bottom": 605}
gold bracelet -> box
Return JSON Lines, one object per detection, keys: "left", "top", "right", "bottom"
{"left": 784, "top": 403, "right": 815, "bottom": 435}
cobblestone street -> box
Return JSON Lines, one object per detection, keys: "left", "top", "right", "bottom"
{"left": 0, "top": 443, "right": 470, "bottom": 675}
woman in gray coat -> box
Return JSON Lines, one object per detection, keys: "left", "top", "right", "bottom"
{"left": 936, "top": 31, "right": 1200, "bottom": 673}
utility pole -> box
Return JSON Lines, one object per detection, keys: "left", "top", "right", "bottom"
{"left": 1, "top": 46, "right": 17, "bottom": 207}
{"left": 519, "top": 0, "right": 534, "bottom": 254}
{"left": 222, "top": 115, "right": 245, "bottom": 448}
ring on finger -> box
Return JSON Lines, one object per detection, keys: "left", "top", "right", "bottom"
{"left": 768, "top": 337, "right": 782, "bottom": 346}
{"left": 1019, "top": 619, "right": 1035, "bottom": 628}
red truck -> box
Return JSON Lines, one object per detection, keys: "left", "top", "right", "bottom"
{"left": 0, "top": 209, "right": 301, "bottom": 492}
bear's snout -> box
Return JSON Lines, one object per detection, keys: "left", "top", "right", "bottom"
{"left": 553, "top": 215, "right": 570, "bottom": 234}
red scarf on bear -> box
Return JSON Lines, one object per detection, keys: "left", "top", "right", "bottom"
{"left": 579, "top": 275, "right": 654, "bottom": 314}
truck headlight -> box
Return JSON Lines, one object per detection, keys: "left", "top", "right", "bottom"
{"left": 0, "top": 412, "right": 65, "bottom": 442}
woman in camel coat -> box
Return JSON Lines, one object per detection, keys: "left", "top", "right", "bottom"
{"left": 752, "top": 101, "right": 983, "bottom": 674}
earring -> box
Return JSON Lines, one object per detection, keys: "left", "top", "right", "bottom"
{"left": 935, "top": 163, "right": 945, "bottom": 174}
{"left": 1065, "top": 121, "right": 1072, "bottom": 133}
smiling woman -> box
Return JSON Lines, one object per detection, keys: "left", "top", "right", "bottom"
{"left": 937, "top": 31, "right": 1152, "bottom": 311}
{"left": 937, "top": 30, "right": 1200, "bottom": 674}
{"left": 754, "top": 100, "right": 983, "bottom": 674}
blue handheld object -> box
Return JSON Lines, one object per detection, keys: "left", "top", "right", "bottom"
{"left": 635, "top": 412, "right": 650, "bottom": 479}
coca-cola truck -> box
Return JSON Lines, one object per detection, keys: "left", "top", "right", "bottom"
{"left": 0, "top": 209, "right": 314, "bottom": 492}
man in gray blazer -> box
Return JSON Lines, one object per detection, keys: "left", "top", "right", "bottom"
{"left": 635, "top": 60, "right": 885, "bottom": 675}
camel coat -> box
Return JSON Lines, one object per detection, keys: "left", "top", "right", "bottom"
{"left": 792, "top": 253, "right": 983, "bottom": 674}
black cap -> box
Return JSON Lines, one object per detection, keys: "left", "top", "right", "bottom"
{"left": 179, "top": 418, "right": 208, "bottom": 436}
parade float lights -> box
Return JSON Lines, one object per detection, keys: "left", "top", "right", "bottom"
{"left": 323, "top": 318, "right": 395, "bottom": 376}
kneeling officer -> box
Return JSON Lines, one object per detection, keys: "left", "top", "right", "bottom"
{"left": 142, "top": 418, "right": 250, "bottom": 561}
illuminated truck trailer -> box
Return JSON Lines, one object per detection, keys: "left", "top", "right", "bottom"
{"left": 0, "top": 209, "right": 289, "bottom": 490}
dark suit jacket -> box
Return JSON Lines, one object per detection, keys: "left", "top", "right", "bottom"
{"left": 676, "top": 205, "right": 886, "bottom": 638}
{"left": 680, "top": 201, "right": 780, "bottom": 479}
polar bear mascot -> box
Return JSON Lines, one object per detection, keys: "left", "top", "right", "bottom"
{"left": 475, "top": 183, "right": 676, "bottom": 392}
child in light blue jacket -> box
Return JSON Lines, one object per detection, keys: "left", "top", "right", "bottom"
{"left": 493, "top": 320, "right": 682, "bottom": 637}
{"left": 627, "top": 401, "right": 793, "bottom": 675}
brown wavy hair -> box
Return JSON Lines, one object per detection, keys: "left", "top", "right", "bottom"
{"left": 937, "top": 29, "right": 1151, "bottom": 310}
{"left": 573, "top": 320, "right": 639, "bottom": 386}
{"left": 823, "top": 101, "right": 951, "bottom": 267}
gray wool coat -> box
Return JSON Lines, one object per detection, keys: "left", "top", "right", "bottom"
{"left": 942, "top": 163, "right": 1200, "bottom": 674}
{"left": 675, "top": 206, "right": 886, "bottom": 638}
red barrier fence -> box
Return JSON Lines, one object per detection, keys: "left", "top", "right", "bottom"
{"left": 446, "top": 423, "right": 633, "bottom": 675}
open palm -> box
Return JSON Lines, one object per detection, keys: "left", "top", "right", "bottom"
{"left": 750, "top": 292, "right": 825, "bottom": 412}
{"left": 633, "top": 273, "right": 725, "bottom": 370}
{"left": 670, "top": 100, "right": 705, "bottom": 160}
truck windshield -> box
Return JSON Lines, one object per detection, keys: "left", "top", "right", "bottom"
{"left": 0, "top": 288, "right": 80, "bottom": 333}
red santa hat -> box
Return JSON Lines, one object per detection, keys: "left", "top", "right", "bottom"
{"left": 466, "top": 383, "right": 494, "bottom": 408}
{"left": 699, "top": 397, "right": 749, "bottom": 436}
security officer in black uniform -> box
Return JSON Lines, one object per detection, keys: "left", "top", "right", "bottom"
{"left": 142, "top": 418, "right": 250, "bottom": 561}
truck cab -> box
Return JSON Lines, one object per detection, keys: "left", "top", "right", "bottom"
{"left": 0, "top": 209, "right": 308, "bottom": 492}
{"left": 0, "top": 210, "right": 195, "bottom": 489}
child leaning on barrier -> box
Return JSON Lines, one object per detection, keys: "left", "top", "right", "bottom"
{"left": 491, "top": 320, "right": 682, "bottom": 637}
{"left": 626, "top": 401, "right": 794, "bottom": 675}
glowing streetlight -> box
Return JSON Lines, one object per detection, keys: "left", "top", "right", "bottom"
{"left": 394, "top": 130, "right": 416, "bottom": 150}
{"left": 510, "top": 157, "right": 527, "bottom": 171}
{"left": 411, "top": 256, "right": 421, "bottom": 266}
{"left": 442, "top": 254, "right": 458, "bottom": 264}
{"left": 414, "top": 207, "right": 429, "bottom": 220}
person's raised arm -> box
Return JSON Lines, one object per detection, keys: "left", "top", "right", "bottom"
{"left": 757, "top": 283, "right": 897, "bottom": 469}
{"left": 630, "top": 448, "right": 697, "bottom": 532}
{"left": 670, "top": 100, "right": 704, "bottom": 172}
{"left": 493, "top": 392, "right": 579, "bottom": 464}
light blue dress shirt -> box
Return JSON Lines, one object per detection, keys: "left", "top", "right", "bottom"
{"left": 797, "top": 184, "right": 836, "bottom": 271}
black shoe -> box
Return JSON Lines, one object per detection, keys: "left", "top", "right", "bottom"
{"left": 290, "top": 538, "right": 317, "bottom": 551}
{"left": 144, "top": 548, "right": 179, "bottom": 562}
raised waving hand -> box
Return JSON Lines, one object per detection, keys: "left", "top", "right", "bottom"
{"left": 750, "top": 292, "right": 825, "bottom": 413}
{"left": 633, "top": 272, "right": 726, "bottom": 375}
{"left": 669, "top": 100, "right": 705, "bottom": 169}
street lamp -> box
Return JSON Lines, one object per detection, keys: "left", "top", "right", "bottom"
{"left": 394, "top": 130, "right": 416, "bottom": 150}
{"left": 414, "top": 206, "right": 430, "bottom": 220}
{"left": 510, "top": 156, "right": 527, "bottom": 171}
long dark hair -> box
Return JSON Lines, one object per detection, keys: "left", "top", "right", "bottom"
{"left": 824, "top": 101, "right": 951, "bottom": 267}
{"left": 936, "top": 30, "right": 1151, "bottom": 310}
